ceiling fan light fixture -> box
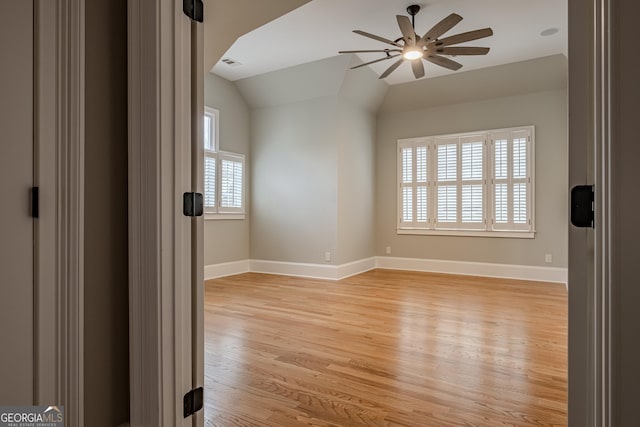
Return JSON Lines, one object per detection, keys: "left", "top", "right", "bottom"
{"left": 403, "top": 46, "right": 424, "bottom": 60}
{"left": 340, "top": 7, "right": 492, "bottom": 80}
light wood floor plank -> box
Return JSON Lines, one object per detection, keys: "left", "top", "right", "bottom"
{"left": 204, "top": 270, "right": 567, "bottom": 427}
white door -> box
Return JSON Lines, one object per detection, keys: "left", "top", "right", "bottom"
{"left": 0, "top": 0, "right": 35, "bottom": 405}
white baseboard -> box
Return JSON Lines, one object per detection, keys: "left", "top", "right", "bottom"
{"left": 204, "top": 256, "right": 567, "bottom": 284}
{"left": 337, "top": 257, "right": 377, "bottom": 279}
{"left": 204, "top": 259, "right": 250, "bottom": 280}
{"left": 249, "top": 257, "right": 376, "bottom": 281}
{"left": 375, "top": 256, "right": 567, "bottom": 284}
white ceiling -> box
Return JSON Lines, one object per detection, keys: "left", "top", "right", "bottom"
{"left": 211, "top": 0, "right": 567, "bottom": 86}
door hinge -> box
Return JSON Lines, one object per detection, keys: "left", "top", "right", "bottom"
{"left": 183, "top": 192, "right": 204, "bottom": 217}
{"left": 31, "top": 187, "right": 39, "bottom": 218}
{"left": 570, "top": 185, "right": 594, "bottom": 228}
{"left": 183, "top": 0, "right": 203, "bottom": 22}
{"left": 183, "top": 387, "right": 204, "bottom": 418}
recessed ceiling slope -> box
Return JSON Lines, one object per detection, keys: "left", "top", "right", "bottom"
{"left": 211, "top": 0, "right": 567, "bottom": 85}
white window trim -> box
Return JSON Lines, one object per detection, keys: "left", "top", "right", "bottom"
{"left": 204, "top": 106, "right": 246, "bottom": 220}
{"left": 204, "top": 213, "right": 245, "bottom": 220}
{"left": 397, "top": 228, "right": 535, "bottom": 239}
{"left": 397, "top": 126, "right": 535, "bottom": 238}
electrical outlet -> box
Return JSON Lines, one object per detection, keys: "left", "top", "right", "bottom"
{"left": 385, "top": 246, "right": 392, "bottom": 255}
{"left": 545, "top": 254, "right": 553, "bottom": 264}
{"left": 324, "top": 252, "right": 331, "bottom": 262}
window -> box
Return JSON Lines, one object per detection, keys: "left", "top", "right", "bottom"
{"left": 398, "top": 126, "right": 534, "bottom": 238}
{"left": 204, "top": 107, "right": 245, "bottom": 219}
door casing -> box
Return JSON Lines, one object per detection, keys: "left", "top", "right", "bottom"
{"left": 0, "top": 0, "right": 89, "bottom": 423}
{"left": 568, "top": 0, "right": 614, "bottom": 425}
{"left": 36, "top": 0, "right": 86, "bottom": 423}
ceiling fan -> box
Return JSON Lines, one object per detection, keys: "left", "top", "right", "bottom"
{"left": 339, "top": 5, "right": 493, "bottom": 79}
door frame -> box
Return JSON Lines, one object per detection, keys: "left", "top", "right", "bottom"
{"left": 568, "top": 0, "right": 614, "bottom": 425}
{"left": 127, "top": 1, "right": 613, "bottom": 426}
{"left": 127, "top": 0, "right": 195, "bottom": 425}
{"left": 34, "top": 0, "right": 85, "bottom": 424}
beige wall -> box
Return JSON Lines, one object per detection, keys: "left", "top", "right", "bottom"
{"left": 335, "top": 58, "right": 387, "bottom": 264}
{"left": 336, "top": 101, "right": 376, "bottom": 264}
{"left": 250, "top": 96, "right": 340, "bottom": 263}
{"left": 376, "top": 57, "right": 568, "bottom": 268}
{"left": 239, "top": 55, "right": 385, "bottom": 264}
{"left": 204, "top": 73, "right": 251, "bottom": 264}
{"left": 84, "top": 0, "right": 129, "bottom": 425}
{"left": 379, "top": 55, "right": 567, "bottom": 114}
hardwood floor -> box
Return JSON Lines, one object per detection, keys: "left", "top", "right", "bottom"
{"left": 204, "top": 270, "right": 567, "bottom": 427}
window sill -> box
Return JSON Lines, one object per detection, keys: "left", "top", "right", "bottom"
{"left": 205, "top": 213, "right": 245, "bottom": 221}
{"left": 397, "top": 228, "right": 535, "bottom": 239}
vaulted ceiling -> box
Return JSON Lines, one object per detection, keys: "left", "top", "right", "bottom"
{"left": 204, "top": 0, "right": 312, "bottom": 72}
{"left": 209, "top": 0, "right": 567, "bottom": 85}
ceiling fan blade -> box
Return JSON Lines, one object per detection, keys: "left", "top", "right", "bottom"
{"left": 379, "top": 58, "right": 404, "bottom": 79}
{"left": 435, "top": 46, "right": 490, "bottom": 56}
{"left": 339, "top": 49, "right": 402, "bottom": 54}
{"left": 350, "top": 54, "right": 401, "bottom": 69}
{"left": 433, "top": 28, "right": 494, "bottom": 47}
{"left": 419, "top": 13, "right": 463, "bottom": 45}
{"left": 353, "top": 30, "right": 402, "bottom": 47}
{"left": 396, "top": 15, "right": 417, "bottom": 45}
{"left": 411, "top": 59, "right": 425, "bottom": 79}
{"left": 425, "top": 54, "right": 463, "bottom": 71}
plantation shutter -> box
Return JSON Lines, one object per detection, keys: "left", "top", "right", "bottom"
{"left": 398, "top": 140, "right": 430, "bottom": 228}
{"left": 219, "top": 153, "right": 244, "bottom": 213}
{"left": 490, "top": 130, "right": 532, "bottom": 231}
{"left": 397, "top": 126, "right": 533, "bottom": 236}
{"left": 204, "top": 152, "right": 217, "bottom": 211}
{"left": 436, "top": 139, "right": 458, "bottom": 226}
{"left": 416, "top": 145, "right": 428, "bottom": 223}
{"left": 460, "top": 135, "right": 485, "bottom": 229}
{"left": 512, "top": 132, "right": 528, "bottom": 225}
{"left": 493, "top": 136, "right": 509, "bottom": 224}
{"left": 400, "top": 144, "right": 413, "bottom": 223}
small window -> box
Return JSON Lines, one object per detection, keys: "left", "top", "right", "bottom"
{"left": 204, "top": 107, "right": 245, "bottom": 219}
{"left": 397, "top": 126, "right": 535, "bottom": 238}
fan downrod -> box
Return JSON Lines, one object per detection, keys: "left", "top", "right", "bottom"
{"left": 406, "top": 5, "right": 421, "bottom": 28}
